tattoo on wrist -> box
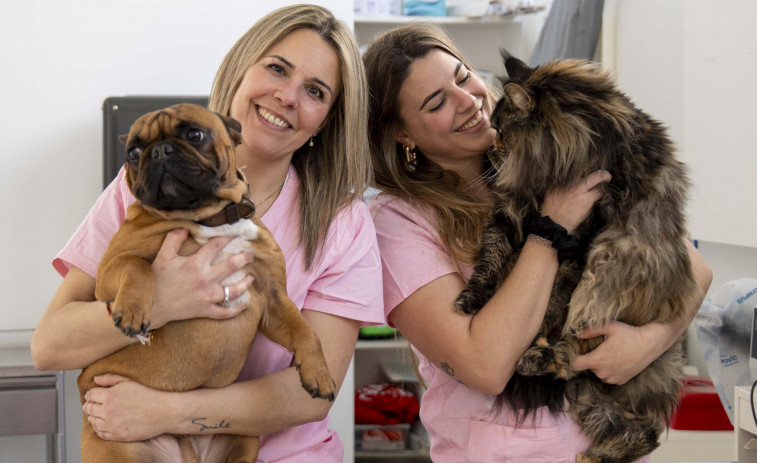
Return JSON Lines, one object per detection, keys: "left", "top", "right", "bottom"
{"left": 191, "top": 417, "right": 231, "bottom": 432}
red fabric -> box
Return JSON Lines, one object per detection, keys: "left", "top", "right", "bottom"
{"left": 355, "top": 383, "right": 420, "bottom": 425}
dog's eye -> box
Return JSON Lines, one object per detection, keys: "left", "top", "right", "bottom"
{"left": 186, "top": 128, "right": 205, "bottom": 144}
{"left": 126, "top": 146, "right": 142, "bottom": 162}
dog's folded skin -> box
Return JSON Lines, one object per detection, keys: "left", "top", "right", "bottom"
{"left": 78, "top": 104, "right": 335, "bottom": 463}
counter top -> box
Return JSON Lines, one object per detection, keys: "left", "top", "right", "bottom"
{"left": 0, "top": 330, "right": 54, "bottom": 377}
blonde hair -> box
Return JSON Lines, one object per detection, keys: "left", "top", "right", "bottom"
{"left": 363, "top": 22, "right": 500, "bottom": 263}
{"left": 209, "top": 4, "right": 370, "bottom": 269}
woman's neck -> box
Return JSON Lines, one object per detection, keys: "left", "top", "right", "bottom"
{"left": 236, "top": 152, "right": 292, "bottom": 216}
{"left": 439, "top": 154, "right": 493, "bottom": 204}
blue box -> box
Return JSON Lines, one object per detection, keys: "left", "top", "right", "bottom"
{"left": 403, "top": 0, "right": 446, "bottom": 16}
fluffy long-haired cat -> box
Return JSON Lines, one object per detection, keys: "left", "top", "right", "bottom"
{"left": 454, "top": 51, "right": 699, "bottom": 463}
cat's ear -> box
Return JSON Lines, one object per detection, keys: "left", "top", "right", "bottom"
{"left": 500, "top": 49, "right": 532, "bottom": 82}
{"left": 504, "top": 83, "right": 533, "bottom": 115}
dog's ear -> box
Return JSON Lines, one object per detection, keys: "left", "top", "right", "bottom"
{"left": 500, "top": 49, "right": 532, "bottom": 83}
{"left": 119, "top": 134, "right": 128, "bottom": 145}
{"left": 217, "top": 114, "right": 243, "bottom": 145}
{"left": 504, "top": 83, "right": 533, "bottom": 115}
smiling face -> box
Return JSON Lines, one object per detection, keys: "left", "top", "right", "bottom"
{"left": 229, "top": 28, "right": 341, "bottom": 164}
{"left": 395, "top": 49, "right": 496, "bottom": 172}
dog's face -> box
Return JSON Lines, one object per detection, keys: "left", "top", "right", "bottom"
{"left": 121, "top": 103, "right": 248, "bottom": 221}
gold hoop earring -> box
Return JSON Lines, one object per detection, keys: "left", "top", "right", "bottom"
{"left": 404, "top": 145, "right": 416, "bottom": 164}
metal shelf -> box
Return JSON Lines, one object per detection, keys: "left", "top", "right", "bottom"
{"left": 355, "top": 14, "right": 521, "bottom": 25}
{"left": 355, "top": 448, "right": 430, "bottom": 460}
{"left": 356, "top": 337, "right": 408, "bottom": 351}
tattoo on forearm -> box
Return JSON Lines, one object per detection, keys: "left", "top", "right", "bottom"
{"left": 191, "top": 417, "right": 231, "bottom": 432}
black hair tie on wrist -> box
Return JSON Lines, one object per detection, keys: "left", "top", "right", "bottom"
{"left": 523, "top": 211, "right": 583, "bottom": 262}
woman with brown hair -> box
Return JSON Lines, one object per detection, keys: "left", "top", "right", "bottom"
{"left": 364, "top": 22, "right": 711, "bottom": 462}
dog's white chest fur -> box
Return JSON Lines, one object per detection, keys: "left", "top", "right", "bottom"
{"left": 192, "top": 219, "right": 260, "bottom": 308}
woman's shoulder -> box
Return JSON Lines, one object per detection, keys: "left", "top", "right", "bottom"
{"left": 367, "top": 191, "right": 434, "bottom": 231}
{"left": 329, "top": 194, "right": 376, "bottom": 240}
{"left": 368, "top": 190, "right": 411, "bottom": 215}
{"left": 53, "top": 166, "right": 136, "bottom": 277}
{"left": 307, "top": 195, "right": 382, "bottom": 285}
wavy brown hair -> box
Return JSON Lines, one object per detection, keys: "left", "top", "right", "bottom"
{"left": 363, "top": 22, "right": 499, "bottom": 264}
{"left": 209, "top": 4, "right": 370, "bottom": 269}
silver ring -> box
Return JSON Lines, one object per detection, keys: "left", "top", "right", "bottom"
{"left": 222, "top": 285, "right": 230, "bottom": 304}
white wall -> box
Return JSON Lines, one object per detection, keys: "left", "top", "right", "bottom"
{"left": 0, "top": 1, "right": 354, "bottom": 462}
{"left": 602, "top": 0, "right": 757, "bottom": 249}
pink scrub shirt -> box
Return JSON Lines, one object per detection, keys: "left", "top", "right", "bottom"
{"left": 55, "top": 166, "right": 385, "bottom": 462}
{"left": 369, "top": 194, "right": 651, "bottom": 463}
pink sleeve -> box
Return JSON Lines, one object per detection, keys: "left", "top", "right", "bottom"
{"left": 53, "top": 167, "right": 135, "bottom": 278}
{"left": 369, "top": 196, "right": 459, "bottom": 324}
{"left": 302, "top": 200, "right": 385, "bottom": 326}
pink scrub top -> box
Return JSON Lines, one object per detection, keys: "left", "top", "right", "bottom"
{"left": 54, "top": 166, "right": 385, "bottom": 462}
{"left": 369, "top": 194, "right": 651, "bottom": 463}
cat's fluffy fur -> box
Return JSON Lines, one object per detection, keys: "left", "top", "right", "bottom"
{"left": 454, "top": 51, "right": 699, "bottom": 463}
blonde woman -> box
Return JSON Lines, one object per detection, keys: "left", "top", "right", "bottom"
{"left": 32, "top": 5, "right": 383, "bottom": 461}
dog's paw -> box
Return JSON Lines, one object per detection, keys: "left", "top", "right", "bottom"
{"left": 294, "top": 359, "right": 336, "bottom": 402}
{"left": 110, "top": 301, "right": 151, "bottom": 338}
{"left": 454, "top": 290, "right": 482, "bottom": 315}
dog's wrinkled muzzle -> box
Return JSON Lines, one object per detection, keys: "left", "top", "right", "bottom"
{"left": 137, "top": 146, "right": 220, "bottom": 210}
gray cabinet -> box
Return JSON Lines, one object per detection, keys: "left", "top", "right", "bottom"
{"left": 0, "top": 365, "right": 65, "bottom": 463}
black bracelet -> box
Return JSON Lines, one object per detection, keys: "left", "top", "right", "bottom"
{"left": 522, "top": 211, "right": 583, "bottom": 262}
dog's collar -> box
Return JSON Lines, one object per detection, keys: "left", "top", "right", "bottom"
{"left": 197, "top": 196, "right": 255, "bottom": 227}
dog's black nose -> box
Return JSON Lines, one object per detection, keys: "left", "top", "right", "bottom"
{"left": 151, "top": 142, "right": 175, "bottom": 159}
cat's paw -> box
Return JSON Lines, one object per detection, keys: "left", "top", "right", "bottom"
{"left": 575, "top": 454, "right": 601, "bottom": 463}
{"left": 516, "top": 338, "right": 558, "bottom": 377}
{"left": 454, "top": 289, "right": 483, "bottom": 315}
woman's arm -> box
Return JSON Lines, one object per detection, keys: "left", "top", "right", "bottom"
{"left": 390, "top": 241, "right": 561, "bottom": 395}
{"left": 32, "top": 230, "right": 253, "bottom": 371}
{"left": 570, "top": 239, "right": 713, "bottom": 384}
{"left": 389, "top": 170, "right": 612, "bottom": 395}
{"left": 81, "top": 310, "right": 359, "bottom": 441}
{"left": 32, "top": 267, "right": 133, "bottom": 371}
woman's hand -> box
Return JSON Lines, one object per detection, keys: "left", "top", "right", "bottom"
{"left": 150, "top": 229, "right": 255, "bottom": 329}
{"left": 570, "top": 240, "right": 711, "bottom": 385}
{"left": 541, "top": 169, "right": 611, "bottom": 234}
{"left": 83, "top": 374, "right": 175, "bottom": 442}
{"left": 569, "top": 321, "right": 669, "bottom": 385}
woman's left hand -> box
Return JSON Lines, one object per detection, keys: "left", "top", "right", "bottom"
{"left": 83, "top": 374, "right": 174, "bottom": 442}
{"left": 569, "top": 321, "right": 669, "bottom": 385}
{"left": 570, "top": 240, "right": 711, "bottom": 386}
